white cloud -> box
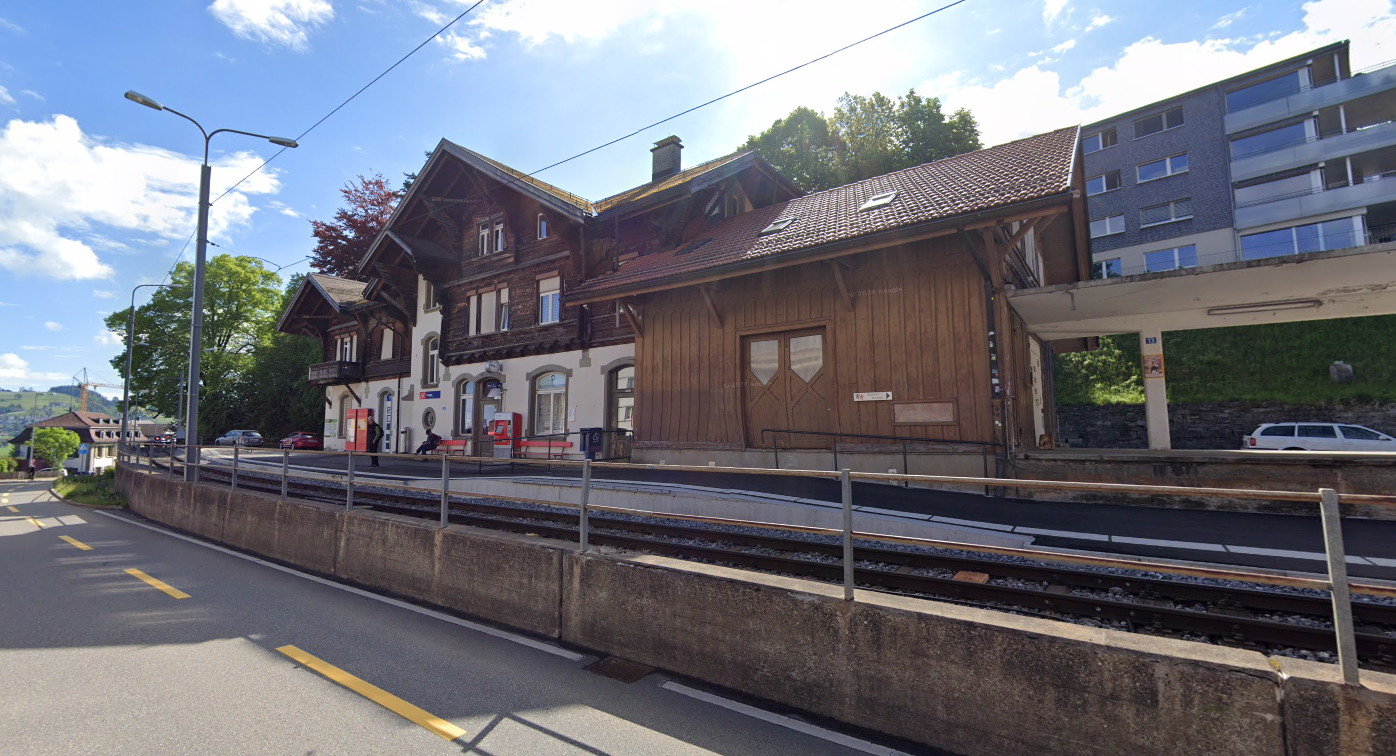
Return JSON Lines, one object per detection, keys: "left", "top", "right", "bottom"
{"left": 935, "top": 0, "right": 1396, "bottom": 145}
{"left": 207, "top": 0, "right": 333, "bottom": 50}
{"left": 1051, "top": 39, "right": 1077, "bottom": 54}
{"left": 94, "top": 330, "right": 123, "bottom": 347}
{"left": 1043, "top": 0, "right": 1070, "bottom": 25}
{"left": 0, "top": 86, "right": 14, "bottom": 107}
{"left": 1085, "top": 14, "right": 1113, "bottom": 32}
{"left": 1212, "top": 7, "right": 1250, "bottom": 30}
{"left": 0, "top": 16, "right": 23, "bottom": 34}
{"left": 0, "top": 300, "right": 17, "bottom": 307}
{"left": 44, "top": 321, "right": 63, "bottom": 331}
{"left": 19, "top": 89, "right": 42, "bottom": 102}
{"left": 92, "top": 289, "right": 116, "bottom": 299}
{"left": 0, "top": 114, "right": 282, "bottom": 281}
{"left": 0, "top": 353, "right": 68, "bottom": 384}
{"left": 20, "top": 345, "right": 55, "bottom": 351}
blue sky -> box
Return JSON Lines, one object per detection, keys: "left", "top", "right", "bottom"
{"left": 0, "top": 0, "right": 1392, "bottom": 395}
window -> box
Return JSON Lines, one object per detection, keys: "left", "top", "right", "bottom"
{"left": 749, "top": 340, "right": 779, "bottom": 385}
{"left": 759, "top": 218, "right": 794, "bottom": 235}
{"left": 1230, "top": 121, "right": 1309, "bottom": 159}
{"left": 1140, "top": 198, "right": 1192, "bottom": 227}
{"left": 1241, "top": 217, "right": 1363, "bottom": 260}
{"left": 1260, "top": 425, "right": 1295, "bottom": 437}
{"left": 422, "top": 408, "right": 436, "bottom": 432}
{"left": 380, "top": 329, "right": 394, "bottom": 360}
{"left": 337, "top": 335, "right": 354, "bottom": 362}
{"left": 493, "top": 218, "right": 505, "bottom": 253}
{"left": 1298, "top": 424, "right": 1337, "bottom": 439}
{"left": 1340, "top": 425, "right": 1383, "bottom": 441}
{"left": 788, "top": 334, "right": 823, "bottom": 383}
{"left": 337, "top": 396, "right": 348, "bottom": 439}
{"left": 497, "top": 287, "right": 509, "bottom": 331}
{"left": 457, "top": 380, "right": 474, "bottom": 437}
{"left": 1092, "top": 258, "right": 1122, "bottom": 279}
{"left": 423, "top": 281, "right": 439, "bottom": 311}
{"left": 1226, "top": 69, "right": 1305, "bottom": 113}
{"left": 609, "top": 366, "right": 635, "bottom": 432}
{"left": 1083, "top": 128, "right": 1117, "bottom": 154}
{"left": 538, "top": 277, "right": 560, "bottom": 325}
{"left": 1234, "top": 172, "right": 1316, "bottom": 207}
{"left": 1134, "top": 107, "right": 1184, "bottom": 138}
{"left": 859, "top": 190, "right": 897, "bottom": 212}
{"left": 537, "top": 213, "right": 548, "bottom": 240}
{"left": 478, "top": 222, "right": 490, "bottom": 257}
{"left": 1137, "top": 153, "right": 1189, "bottom": 182}
{"left": 533, "top": 372, "right": 567, "bottom": 435}
{"left": 424, "top": 337, "right": 439, "bottom": 386}
{"left": 1089, "top": 215, "right": 1125, "bottom": 238}
{"left": 1144, "top": 244, "right": 1198, "bottom": 273}
{"left": 1085, "top": 170, "right": 1121, "bottom": 196}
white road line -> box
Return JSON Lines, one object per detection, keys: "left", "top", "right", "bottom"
{"left": 91, "top": 510, "right": 586, "bottom": 661}
{"left": 661, "top": 681, "right": 913, "bottom": 756}
{"left": 1224, "top": 544, "right": 1373, "bottom": 565}
{"left": 1109, "top": 536, "right": 1227, "bottom": 552}
{"left": 1013, "top": 527, "right": 1109, "bottom": 542}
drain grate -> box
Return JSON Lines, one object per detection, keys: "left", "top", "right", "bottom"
{"left": 584, "top": 656, "right": 655, "bottom": 683}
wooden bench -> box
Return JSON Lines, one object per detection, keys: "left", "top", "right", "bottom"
{"left": 427, "top": 439, "right": 470, "bottom": 457}
{"left": 516, "top": 440, "right": 574, "bottom": 460}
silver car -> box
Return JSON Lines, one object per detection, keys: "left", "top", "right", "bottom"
{"left": 1244, "top": 423, "right": 1395, "bottom": 452}
{"left": 215, "top": 430, "right": 264, "bottom": 447}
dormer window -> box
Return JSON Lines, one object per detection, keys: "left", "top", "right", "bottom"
{"left": 537, "top": 213, "right": 548, "bottom": 240}
{"left": 859, "top": 190, "right": 897, "bottom": 212}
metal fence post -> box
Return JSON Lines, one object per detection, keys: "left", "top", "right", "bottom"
{"left": 842, "top": 468, "right": 854, "bottom": 600}
{"left": 1319, "top": 488, "right": 1360, "bottom": 685}
{"left": 231, "top": 444, "right": 239, "bottom": 491}
{"left": 440, "top": 455, "right": 449, "bottom": 528}
{"left": 190, "top": 445, "right": 199, "bottom": 484}
{"left": 346, "top": 450, "right": 355, "bottom": 511}
{"left": 580, "top": 459, "right": 591, "bottom": 551}
{"left": 281, "top": 449, "right": 289, "bottom": 501}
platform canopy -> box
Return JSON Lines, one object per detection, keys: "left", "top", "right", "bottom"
{"left": 1008, "top": 242, "right": 1396, "bottom": 339}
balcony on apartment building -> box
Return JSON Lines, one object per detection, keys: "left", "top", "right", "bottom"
{"left": 308, "top": 360, "right": 363, "bottom": 385}
{"left": 1230, "top": 89, "right": 1396, "bottom": 181}
{"left": 1225, "top": 58, "right": 1396, "bottom": 135}
{"left": 1234, "top": 144, "right": 1396, "bottom": 229}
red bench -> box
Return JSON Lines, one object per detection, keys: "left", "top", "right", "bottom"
{"left": 517, "top": 440, "right": 573, "bottom": 460}
{"left": 431, "top": 439, "right": 470, "bottom": 457}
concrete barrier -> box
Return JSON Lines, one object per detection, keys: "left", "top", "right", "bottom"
{"left": 114, "top": 466, "right": 1396, "bottom": 756}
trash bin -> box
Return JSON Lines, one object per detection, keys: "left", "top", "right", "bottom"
{"left": 579, "top": 427, "right": 605, "bottom": 460}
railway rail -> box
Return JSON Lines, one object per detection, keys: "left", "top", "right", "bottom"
{"left": 185, "top": 464, "right": 1396, "bottom": 668}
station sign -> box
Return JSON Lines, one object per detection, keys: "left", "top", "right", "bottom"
{"left": 419, "top": 390, "right": 441, "bottom": 400}
{"left": 854, "top": 392, "right": 892, "bottom": 402}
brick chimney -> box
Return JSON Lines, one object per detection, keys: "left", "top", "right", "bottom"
{"left": 651, "top": 136, "right": 683, "bottom": 181}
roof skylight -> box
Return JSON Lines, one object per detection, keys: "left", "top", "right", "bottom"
{"left": 759, "top": 218, "right": 794, "bottom": 236}
{"left": 859, "top": 190, "right": 898, "bottom": 212}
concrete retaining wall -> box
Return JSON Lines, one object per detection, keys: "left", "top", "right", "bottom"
{"left": 115, "top": 466, "right": 1396, "bottom": 756}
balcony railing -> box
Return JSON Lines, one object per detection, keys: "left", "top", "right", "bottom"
{"left": 364, "top": 358, "right": 412, "bottom": 379}
{"left": 1092, "top": 222, "right": 1396, "bottom": 279}
{"left": 308, "top": 361, "right": 362, "bottom": 385}
{"left": 1234, "top": 168, "right": 1396, "bottom": 209}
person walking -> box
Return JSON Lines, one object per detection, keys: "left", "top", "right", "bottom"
{"left": 26, "top": 458, "right": 36, "bottom": 481}
{"left": 367, "top": 417, "right": 384, "bottom": 467}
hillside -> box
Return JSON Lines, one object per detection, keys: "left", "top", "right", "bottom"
{"left": 1053, "top": 316, "right": 1396, "bottom": 406}
{"left": 0, "top": 388, "right": 120, "bottom": 439}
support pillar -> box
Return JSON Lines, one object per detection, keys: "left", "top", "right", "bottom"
{"left": 1140, "top": 328, "right": 1171, "bottom": 450}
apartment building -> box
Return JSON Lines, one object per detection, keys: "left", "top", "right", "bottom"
{"left": 1084, "top": 41, "right": 1396, "bottom": 277}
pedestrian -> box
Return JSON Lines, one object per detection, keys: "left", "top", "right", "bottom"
{"left": 367, "top": 417, "right": 384, "bottom": 467}
{"left": 26, "top": 458, "right": 36, "bottom": 481}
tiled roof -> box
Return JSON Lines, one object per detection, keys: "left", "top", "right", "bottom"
{"left": 593, "top": 150, "right": 752, "bottom": 214}
{"left": 442, "top": 141, "right": 596, "bottom": 215}
{"left": 309, "top": 274, "right": 369, "bottom": 308}
{"left": 569, "top": 127, "right": 1080, "bottom": 300}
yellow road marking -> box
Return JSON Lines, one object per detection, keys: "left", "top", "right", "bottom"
{"left": 276, "top": 645, "right": 466, "bottom": 741}
{"left": 26, "top": 517, "right": 43, "bottom": 529}
{"left": 6, "top": 506, "right": 18, "bottom": 513}
{"left": 59, "top": 535, "right": 93, "bottom": 551}
{"left": 124, "top": 568, "right": 190, "bottom": 599}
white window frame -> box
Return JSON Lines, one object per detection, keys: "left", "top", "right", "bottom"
{"left": 538, "top": 276, "right": 561, "bottom": 325}
{"left": 497, "top": 287, "right": 510, "bottom": 331}
{"left": 337, "top": 334, "right": 354, "bottom": 362}
{"left": 423, "top": 281, "right": 439, "bottom": 311}
{"left": 533, "top": 372, "right": 568, "bottom": 436}
{"left": 1134, "top": 107, "right": 1184, "bottom": 139}
{"left": 480, "top": 290, "right": 497, "bottom": 334}
{"left": 1093, "top": 258, "right": 1122, "bottom": 279}
{"left": 537, "top": 213, "right": 548, "bottom": 240}
{"left": 493, "top": 219, "right": 505, "bottom": 253}
{"left": 1085, "top": 170, "right": 1121, "bottom": 196}
{"left": 1136, "top": 153, "right": 1189, "bottom": 183}
{"left": 424, "top": 337, "right": 439, "bottom": 386}
{"left": 478, "top": 222, "right": 490, "bottom": 257}
{"left": 1089, "top": 215, "right": 1126, "bottom": 238}
{"left": 1143, "top": 244, "right": 1198, "bottom": 272}
{"left": 1082, "top": 127, "right": 1117, "bottom": 154}
{"left": 1139, "top": 198, "right": 1193, "bottom": 228}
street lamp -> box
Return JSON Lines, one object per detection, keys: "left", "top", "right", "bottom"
{"left": 124, "top": 90, "right": 297, "bottom": 479}
{"left": 120, "top": 283, "right": 171, "bottom": 453}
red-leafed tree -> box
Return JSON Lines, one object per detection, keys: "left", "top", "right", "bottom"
{"left": 308, "top": 174, "right": 400, "bottom": 279}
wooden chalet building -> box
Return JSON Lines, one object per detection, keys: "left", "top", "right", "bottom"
{"left": 567, "top": 127, "right": 1091, "bottom": 475}
{"left": 279, "top": 136, "right": 801, "bottom": 456}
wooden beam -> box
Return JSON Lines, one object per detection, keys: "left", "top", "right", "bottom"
{"left": 344, "top": 383, "right": 361, "bottom": 406}
{"left": 619, "top": 299, "right": 643, "bottom": 338}
{"left": 1002, "top": 216, "right": 1043, "bottom": 253}
{"left": 698, "top": 285, "right": 722, "bottom": 327}
{"left": 322, "top": 387, "right": 332, "bottom": 407}
{"left": 828, "top": 261, "right": 854, "bottom": 310}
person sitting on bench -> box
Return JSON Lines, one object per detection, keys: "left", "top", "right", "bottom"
{"left": 415, "top": 431, "right": 442, "bottom": 455}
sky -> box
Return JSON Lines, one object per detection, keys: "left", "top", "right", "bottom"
{"left": 0, "top": 0, "right": 1392, "bottom": 396}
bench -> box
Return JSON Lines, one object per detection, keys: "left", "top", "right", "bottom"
{"left": 425, "top": 439, "right": 470, "bottom": 457}
{"left": 516, "top": 440, "right": 574, "bottom": 460}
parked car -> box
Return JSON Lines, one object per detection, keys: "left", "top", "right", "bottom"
{"left": 279, "top": 432, "right": 322, "bottom": 450}
{"left": 215, "top": 430, "right": 264, "bottom": 447}
{"left": 1244, "top": 423, "right": 1396, "bottom": 452}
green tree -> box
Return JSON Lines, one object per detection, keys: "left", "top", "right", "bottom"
{"left": 0, "top": 442, "right": 16, "bottom": 473}
{"left": 32, "top": 428, "right": 80, "bottom": 469}
{"left": 740, "top": 107, "right": 841, "bottom": 194}
{"left": 106, "top": 255, "right": 283, "bottom": 440}
{"left": 232, "top": 274, "right": 328, "bottom": 440}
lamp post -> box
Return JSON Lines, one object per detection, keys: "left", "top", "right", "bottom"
{"left": 120, "top": 283, "right": 171, "bottom": 454}
{"left": 124, "top": 90, "right": 297, "bottom": 480}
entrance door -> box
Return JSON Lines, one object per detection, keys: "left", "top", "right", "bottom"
{"left": 742, "top": 328, "right": 833, "bottom": 448}
{"left": 473, "top": 379, "right": 503, "bottom": 457}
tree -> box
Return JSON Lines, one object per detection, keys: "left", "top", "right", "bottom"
{"left": 742, "top": 89, "right": 983, "bottom": 192}
{"left": 0, "top": 443, "right": 16, "bottom": 473}
{"left": 32, "top": 428, "right": 80, "bottom": 469}
{"left": 309, "top": 173, "right": 400, "bottom": 279}
{"left": 232, "top": 274, "right": 328, "bottom": 440}
{"left": 105, "top": 255, "right": 283, "bottom": 438}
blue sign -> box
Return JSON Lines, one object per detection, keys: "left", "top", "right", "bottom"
{"left": 420, "top": 390, "right": 441, "bottom": 400}
{"left": 78, "top": 443, "right": 90, "bottom": 453}
{"left": 1144, "top": 337, "right": 1158, "bottom": 344}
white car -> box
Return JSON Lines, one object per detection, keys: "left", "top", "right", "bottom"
{"left": 1244, "top": 423, "right": 1396, "bottom": 452}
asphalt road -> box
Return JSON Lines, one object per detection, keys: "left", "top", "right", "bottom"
{"left": 0, "top": 480, "right": 923, "bottom": 756}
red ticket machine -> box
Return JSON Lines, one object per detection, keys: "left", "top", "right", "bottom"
{"left": 490, "top": 412, "right": 522, "bottom": 459}
{"left": 346, "top": 408, "right": 374, "bottom": 451}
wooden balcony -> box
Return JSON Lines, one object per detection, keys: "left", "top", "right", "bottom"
{"left": 364, "top": 358, "right": 412, "bottom": 379}
{"left": 308, "top": 361, "right": 362, "bottom": 385}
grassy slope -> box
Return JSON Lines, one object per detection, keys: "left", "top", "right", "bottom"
{"left": 1053, "top": 316, "right": 1396, "bottom": 406}
{"left": 52, "top": 470, "right": 126, "bottom": 508}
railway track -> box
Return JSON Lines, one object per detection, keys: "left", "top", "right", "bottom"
{"left": 191, "top": 465, "right": 1396, "bottom": 667}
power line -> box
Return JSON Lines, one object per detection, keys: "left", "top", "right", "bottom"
{"left": 211, "top": 0, "right": 486, "bottom": 205}
{"left": 390, "top": 0, "right": 973, "bottom": 229}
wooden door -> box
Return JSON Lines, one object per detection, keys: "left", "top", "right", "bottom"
{"left": 742, "top": 328, "right": 833, "bottom": 448}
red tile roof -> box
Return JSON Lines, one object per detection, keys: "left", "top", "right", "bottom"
{"left": 569, "top": 126, "right": 1080, "bottom": 301}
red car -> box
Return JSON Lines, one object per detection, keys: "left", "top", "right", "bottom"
{"left": 279, "top": 432, "right": 322, "bottom": 450}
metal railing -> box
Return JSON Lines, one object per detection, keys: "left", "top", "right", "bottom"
{"left": 1234, "top": 168, "right": 1396, "bottom": 209}
{"left": 1093, "top": 222, "right": 1396, "bottom": 279}
{"left": 116, "top": 444, "right": 1396, "bottom": 686}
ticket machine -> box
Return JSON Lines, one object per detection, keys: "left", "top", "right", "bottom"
{"left": 490, "top": 412, "right": 522, "bottom": 459}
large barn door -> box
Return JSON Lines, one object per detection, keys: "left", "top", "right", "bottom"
{"left": 742, "top": 328, "right": 833, "bottom": 449}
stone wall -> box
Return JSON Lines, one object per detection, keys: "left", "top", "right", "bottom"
{"left": 1057, "top": 402, "right": 1396, "bottom": 450}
